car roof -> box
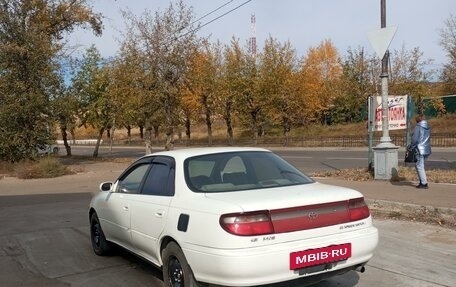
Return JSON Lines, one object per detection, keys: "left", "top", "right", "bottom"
{"left": 141, "top": 147, "right": 271, "bottom": 162}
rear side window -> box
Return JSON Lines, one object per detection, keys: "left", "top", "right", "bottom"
{"left": 142, "top": 162, "right": 174, "bottom": 196}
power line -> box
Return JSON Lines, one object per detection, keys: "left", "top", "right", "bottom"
{"left": 177, "top": 0, "right": 253, "bottom": 41}
{"left": 189, "top": 0, "right": 235, "bottom": 28}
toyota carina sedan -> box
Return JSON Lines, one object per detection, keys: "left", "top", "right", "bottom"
{"left": 89, "top": 147, "right": 378, "bottom": 287}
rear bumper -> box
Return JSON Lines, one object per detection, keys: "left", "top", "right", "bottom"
{"left": 183, "top": 226, "right": 378, "bottom": 286}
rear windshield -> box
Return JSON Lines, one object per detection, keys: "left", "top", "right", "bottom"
{"left": 184, "top": 151, "right": 313, "bottom": 193}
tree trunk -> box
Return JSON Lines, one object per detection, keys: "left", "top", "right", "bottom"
{"left": 144, "top": 116, "right": 152, "bottom": 155}
{"left": 223, "top": 102, "right": 234, "bottom": 146}
{"left": 165, "top": 126, "right": 174, "bottom": 151}
{"left": 93, "top": 127, "right": 105, "bottom": 158}
{"left": 251, "top": 110, "right": 259, "bottom": 145}
{"left": 283, "top": 116, "right": 291, "bottom": 146}
{"left": 153, "top": 125, "right": 160, "bottom": 146}
{"left": 164, "top": 92, "right": 174, "bottom": 151}
{"left": 225, "top": 117, "right": 233, "bottom": 146}
{"left": 206, "top": 113, "right": 212, "bottom": 146}
{"left": 109, "top": 120, "right": 116, "bottom": 156}
{"left": 185, "top": 115, "right": 191, "bottom": 146}
{"left": 126, "top": 125, "right": 131, "bottom": 144}
{"left": 60, "top": 125, "right": 72, "bottom": 156}
{"left": 139, "top": 125, "right": 144, "bottom": 139}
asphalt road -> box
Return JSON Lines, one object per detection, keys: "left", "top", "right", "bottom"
{"left": 0, "top": 191, "right": 455, "bottom": 286}
{"left": 67, "top": 145, "right": 456, "bottom": 173}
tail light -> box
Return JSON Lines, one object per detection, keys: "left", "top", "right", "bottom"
{"left": 348, "top": 197, "right": 370, "bottom": 221}
{"left": 220, "top": 211, "right": 274, "bottom": 236}
{"left": 220, "top": 197, "right": 370, "bottom": 236}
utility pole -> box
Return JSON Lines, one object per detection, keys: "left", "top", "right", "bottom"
{"left": 380, "top": 0, "right": 391, "bottom": 144}
{"left": 372, "top": 0, "right": 398, "bottom": 180}
{"left": 249, "top": 14, "right": 257, "bottom": 57}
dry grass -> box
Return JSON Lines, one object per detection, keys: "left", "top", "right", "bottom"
{"left": 311, "top": 166, "right": 456, "bottom": 184}
{"left": 369, "top": 201, "right": 456, "bottom": 230}
{"left": 8, "top": 158, "right": 74, "bottom": 179}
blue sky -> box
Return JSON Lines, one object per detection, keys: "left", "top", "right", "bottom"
{"left": 70, "top": 0, "right": 455, "bottom": 69}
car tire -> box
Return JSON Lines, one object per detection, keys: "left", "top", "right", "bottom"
{"left": 90, "top": 213, "right": 112, "bottom": 256}
{"left": 52, "top": 147, "right": 59, "bottom": 154}
{"left": 162, "top": 242, "right": 204, "bottom": 287}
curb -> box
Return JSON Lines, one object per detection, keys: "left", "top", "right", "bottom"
{"left": 367, "top": 199, "right": 456, "bottom": 230}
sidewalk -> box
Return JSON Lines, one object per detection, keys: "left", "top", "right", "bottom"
{"left": 317, "top": 177, "right": 456, "bottom": 209}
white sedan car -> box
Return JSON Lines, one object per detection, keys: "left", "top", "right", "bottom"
{"left": 89, "top": 147, "right": 378, "bottom": 287}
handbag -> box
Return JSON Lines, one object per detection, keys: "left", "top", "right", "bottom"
{"left": 404, "top": 145, "right": 419, "bottom": 163}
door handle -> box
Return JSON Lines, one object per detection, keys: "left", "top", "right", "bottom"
{"left": 122, "top": 206, "right": 129, "bottom": 211}
{"left": 155, "top": 211, "right": 164, "bottom": 218}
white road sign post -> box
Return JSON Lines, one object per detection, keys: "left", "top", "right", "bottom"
{"left": 367, "top": 1, "right": 399, "bottom": 180}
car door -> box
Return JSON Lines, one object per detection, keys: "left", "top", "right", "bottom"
{"left": 101, "top": 161, "right": 152, "bottom": 249}
{"left": 129, "top": 156, "right": 175, "bottom": 265}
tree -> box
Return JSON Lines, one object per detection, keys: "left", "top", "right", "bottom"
{"left": 232, "top": 43, "right": 264, "bottom": 145}
{"left": 108, "top": 42, "right": 149, "bottom": 146}
{"left": 296, "top": 40, "right": 342, "bottom": 125}
{"left": 257, "top": 36, "right": 297, "bottom": 144}
{"left": 221, "top": 39, "right": 244, "bottom": 145}
{"left": 439, "top": 13, "right": 456, "bottom": 94}
{"left": 120, "top": 0, "right": 200, "bottom": 150}
{"left": 70, "top": 46, "right": 113, "bottom": 158}
{"left": 183, "top": 41, "right": 223, "bottom": 146}
{"left": 0, "top": 0, "right": 102, "bottom": 162}
{"left": 333, "top": 47, "right": 376, "bottom": 124}
{"left": 388, "top": 45, "right": 435, "bottom": 114}
{"left": 52, "top": 83, "right": 78, "bottom": 156}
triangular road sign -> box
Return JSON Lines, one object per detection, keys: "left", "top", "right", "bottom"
{"left": 367, "top": 26, "right": 397, "bottom": 59}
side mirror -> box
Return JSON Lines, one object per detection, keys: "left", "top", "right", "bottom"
{"left": 99, "top": 182, "right": 113, "bottom": 192}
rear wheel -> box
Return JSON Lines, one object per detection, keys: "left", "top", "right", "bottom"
{"left": 90, "top": 213, "right": 111, "bottom": 256}
{"left": 162, "top": 242, "right": 203, "bottom": 287}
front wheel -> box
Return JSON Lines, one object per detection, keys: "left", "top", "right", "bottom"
{"left": 162, "top": 242, "right": 203, "bottom": 287}
{"left": 90, "top": 213, "right": 112, "bottom": 256}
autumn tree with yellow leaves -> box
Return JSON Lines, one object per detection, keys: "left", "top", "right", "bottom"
{"left": 257, "top": 36, "right": 298, "bottom": 144}
{"left": 183, "top": 41, "right": 223, "bottom": 146}
{"left": 295, "top": 40, "right": 342, "bottom": 125}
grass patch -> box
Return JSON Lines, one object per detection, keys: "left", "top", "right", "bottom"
{"left": 369, "top": 200, "right": 456, "bottom": 230}
{"left": 388, "top": 211, "right": 403, "bottom": 218}
{"left": 13, "top": 158, "right": 74, "bottom": 179}
{"left": 0, "top": 161, "right": 14, "bottom": 179}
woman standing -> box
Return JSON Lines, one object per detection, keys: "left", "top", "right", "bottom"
{"left": 411, "top": 114, "right": 432, "bottom": 189}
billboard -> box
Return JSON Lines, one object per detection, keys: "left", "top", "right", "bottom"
{"left": 373, "top": 95, "right": 408, "bottom": 131}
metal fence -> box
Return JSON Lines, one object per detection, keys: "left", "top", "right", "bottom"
{"left": 80, "top": 133, "right": 456, "bottom": 148}
{"left": 251, "top": 133, "right": 456, "bottom": 148}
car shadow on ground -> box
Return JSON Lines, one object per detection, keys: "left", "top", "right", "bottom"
{"left": 109, "top": 243, "right": 360, "bottom": 287}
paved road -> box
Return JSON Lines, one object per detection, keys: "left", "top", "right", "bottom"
{"left": 65, "top": 145, "right": 456, "bottom": 174}
{"left": 0, "top": 192, "right": 455, "bottom": 287}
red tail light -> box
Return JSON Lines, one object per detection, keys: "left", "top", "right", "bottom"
{"left": 220, "top": 198, "right": 370, "bottom": 236}
{"left": 220, "top": 211, "right": 274, "bottom": 236}
{"left": 348, "top": 197, "right": 370, "bottom": 221}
